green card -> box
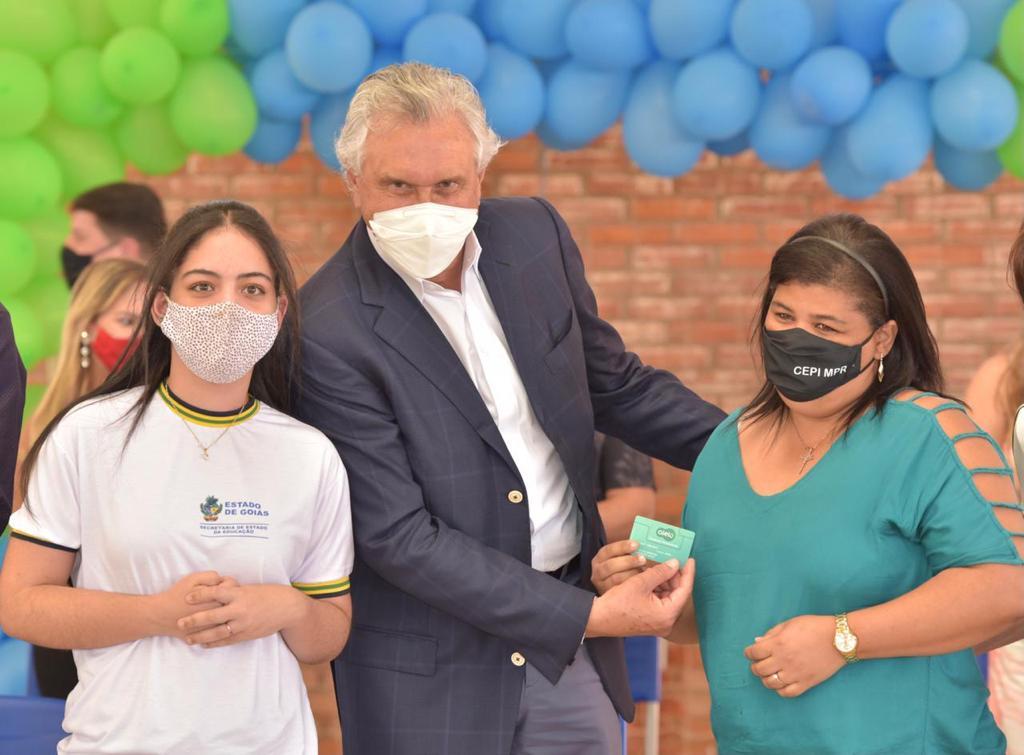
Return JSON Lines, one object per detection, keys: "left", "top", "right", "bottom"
{"left": 628, "top": 516, "right": 695, "bottom": 564}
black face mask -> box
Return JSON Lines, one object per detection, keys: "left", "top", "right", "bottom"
{"left": 61, "top": 245, "right": 92, "bottom": 288}
{"left": 762, "top": 327, "right": 875, "bottom": 403}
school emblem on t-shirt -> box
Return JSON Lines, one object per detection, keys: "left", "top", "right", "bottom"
{"left": 198, "top": 495, "right": 271, "bottom": 539}
{"left": 200, "top": 495, "right": 223, "bottom": 522}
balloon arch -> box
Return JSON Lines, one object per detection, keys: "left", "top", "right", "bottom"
{"left": 1, "top": 0, "right": 1024, "bottom": 374}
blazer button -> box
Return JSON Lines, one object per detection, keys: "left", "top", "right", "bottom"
{"left": 507, "top": 490, "right": 524, "bottom": 504}
{"left": 511, "top": 652, "right": 526, "bottom": 667}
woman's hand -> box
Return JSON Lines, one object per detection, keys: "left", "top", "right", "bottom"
{"left": 591, "top": 540, "right": 647, "bottom": 595}
{"left": 149, "top": 571, "right": 234, "bottom": 638}
{"left": 176, "top": 582, "right": 308, "bottom": 649}
{"left": 743, "top": 615, "right": 845, "bottom": 698}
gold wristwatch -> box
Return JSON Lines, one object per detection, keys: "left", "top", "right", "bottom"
{"left": 833, "top": 613, "right": 859, "bottom": 664}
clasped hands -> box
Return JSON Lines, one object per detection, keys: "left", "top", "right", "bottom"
{"left": 156, "top": 571, "right": 304, "bottom": 649}
{"left": 592, "top": 540, "right": 846, "bottom": 696}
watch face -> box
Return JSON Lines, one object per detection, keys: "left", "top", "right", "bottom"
{"left": 835, "top": 632, "right": 857, "bottom": 654}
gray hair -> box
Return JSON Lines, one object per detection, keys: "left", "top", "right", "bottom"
{"left": 335, "top": 62, "right": 504, "bottom": 179}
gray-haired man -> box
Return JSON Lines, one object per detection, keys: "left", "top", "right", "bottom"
{"left": 296, "top": 62, "right": 725, "bottom": 754}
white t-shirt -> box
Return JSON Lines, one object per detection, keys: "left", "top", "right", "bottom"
{"left": 10, "top": 384, "right": 354, "bottom": 755}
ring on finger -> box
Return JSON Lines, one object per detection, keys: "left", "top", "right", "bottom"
{"left": 225, "top": 621, "right": 233, "bottom": 636}
{"left": 772, "top": 671, "right": 782, "bottom": 684}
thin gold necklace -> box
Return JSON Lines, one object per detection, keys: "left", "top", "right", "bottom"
{"left": 176, "top": 393, "right": 250, "bottom": 460}
{"left": 791, "top": 418, "right": 835, "bottom": 475}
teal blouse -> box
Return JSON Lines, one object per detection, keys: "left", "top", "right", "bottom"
{"left": 683, "top": 395, "right": 1024, "bottom": 755}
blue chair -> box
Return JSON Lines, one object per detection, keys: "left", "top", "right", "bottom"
{"left": 0, "top": 695, "right": 66, "bottom": 753}
{"left": 623, "top": 635, "right": 664, "bottom": 755}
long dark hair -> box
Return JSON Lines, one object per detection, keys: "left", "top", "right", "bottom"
{"left": 20, "top": 200, "right": 301, "bottom": 504}
{"left": 742, "top": 213, "right": 947, "bottom": 433}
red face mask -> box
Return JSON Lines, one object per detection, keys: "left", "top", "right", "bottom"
{"left": 91, "top": 327, "right": 138, "bottom": 371}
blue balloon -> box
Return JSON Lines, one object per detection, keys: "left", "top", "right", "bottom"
{"left": 286, "top": 3, "right": 373, "bottom": 93}
{"left": 536, "top": 120, "right": 588, "bottom": 151}
{"left": 477, "top": 44, "right": 544, "bottom": 139}
{"left": 541, "top": 61, "right": 631, "bottom": 147}
{"left": 371, "top": 47, "right": 403, "bottom": 72}
{"left": 244, "top": 117, "right": 302, "bottom": 164}
{"left": 648, "top": 0, "right": 734, "bottom": 60}
{"left": 499, "top": 0, "right": 574, "bottom": 60}
{"left": 730, "top": 0, "right": 814, "bottom": 71}
{"left": 474, "top": 0, "right": 507, "bottom": 41}
{"left": 311, "top": 91, "right": 355, "bottom": 171}
{"left": 953, "top": 0, "right": 1015, "bottom": 59}
{"left": 250, "top": 50, "right": 320, "bottom": 121}
{"left": 930, "top": 60, "right": 1019, "bottom": 151}
{"left": 846, "top": 74, "right": 932, "bottom": 181}
{"left": 886, "top": 0, "right": 968, "bottom": 78}
{"left": 566, "top": 0, "right": 653, "bottom": 71}
{"left": 429, "top": 0, "right": 477, "bottom": 13}
{"left": 750, "top": 74, "right": 831, "bottom": 170}
{"left": 790, "top": 46, "right": 872, "bottom": 125}
{"left": 672, "top": 47, "right": 761, "bottom": 141}
{"left": 805, "top": 0, "right": 838, "bottom": 46}
{"left": 709, "top": 130, "right": 750, "bottom": 156}
{"left": 403, "top": 13, "right": 488, "bottom": 82}
{"left": 836, "top": 0, "right": 900, "bottom": 63}
{"left": 228, "top": 0, "right": 306, "bottom": 59}
{"left": 933, "top": 138, "right": 1003, "bottom": 190}
{"left": 623, "top": 61, "right": 704, "bottom": 176}
{"left": 348, "top": 0, "right": 428, "bottom": 46}
{"left": 821, "top": 126, "right": 886, "bottom": 198}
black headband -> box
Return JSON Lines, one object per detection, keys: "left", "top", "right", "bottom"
{"left": 788, "top": 235, "right": 890, "bottom": 316}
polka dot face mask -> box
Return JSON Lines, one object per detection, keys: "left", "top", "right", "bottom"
{"left": 159, "top": 297, "right": 281, "bottom": 384}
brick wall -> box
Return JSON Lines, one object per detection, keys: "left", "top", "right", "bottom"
{"left": 135, "top": 125, "right": 1024, "bottom": 754}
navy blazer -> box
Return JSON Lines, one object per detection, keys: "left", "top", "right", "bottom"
{"left": 296, "top": 197, "right": 725, "bottom": 755}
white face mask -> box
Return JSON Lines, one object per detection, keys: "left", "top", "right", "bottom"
{"left": 159, "top": 297, "right": 280, "bottom": 385}
{"left": 367, "top": 201, "right": 479, "bottom": 280}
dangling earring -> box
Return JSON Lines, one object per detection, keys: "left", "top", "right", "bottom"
{"left": 877, "top": 354, "right": 885, "bottom": 383}
{"left": 80, "top": 330, "right": 91, "bottom": 369}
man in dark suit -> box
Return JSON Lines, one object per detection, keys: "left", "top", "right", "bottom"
{"left": 0, "top": 303, "right": 26, "bottom": 533}
{"left": 297, "top": 62, "right": 726, "bottom": 754}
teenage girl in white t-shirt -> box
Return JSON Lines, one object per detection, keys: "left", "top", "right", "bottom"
{"left": 0, "top": 200, "right": 354, "bottom": 754}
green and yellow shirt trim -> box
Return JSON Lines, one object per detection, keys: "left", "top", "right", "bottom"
{"left": 291, "top": 577, "right": 351, "bottom": 599}
{"left": 158, "top": 382, "right": 260, "bottom": 428}
{"left": 10, "top": 527, "right": 78, "bottom": 553}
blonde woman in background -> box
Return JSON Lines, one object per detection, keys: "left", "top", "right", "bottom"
{"left": 15, "top": 257, "right": 147, "bottom": 699}
{"left": 966, "top": 220, "right": 1024, "bottom": 753}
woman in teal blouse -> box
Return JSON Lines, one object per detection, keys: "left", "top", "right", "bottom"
{"left": 594, "top": 213, "right": 1024, "bottom": 754}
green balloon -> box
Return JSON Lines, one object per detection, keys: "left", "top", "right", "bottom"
{"left": 0, "top": 50, "right": 50, "bottom": 138}
{"left": 0, "top": 138, "right": 63, "bottom": 220}
{"left": 0, "top": 0, "right": 76, "bottom": 63}
{"left": 999, "top": 89, "right": 1024, "bottom": 179}
{"left": 1000, "top": 2, "right": 1024, "bottom": 84}
{"left": 22, "top": 208, "right": 70, "bottom": 278}
{"left": 35, "top": 117, "right": 125, "bottom": 200}
{"left": 169, "top": 56, "right": 257, "bottom": 156}
{"left": 70, "top": 0, "right": 117, "bottom": 45}
{"left": 5, "top": 297, "right": 48, "bottom": 369}
{"left": 22, "top": 275, "right": 70, "bottom": 356}
{"left": 160, "top": 0, "right": 229, "bottom": 57}
{"left": 101, "top": 28, "right": 182, "bottom": 105}
{"left": 0, "top": 220, "right": 37, "bottom": 297}
{"left": 23, "top": 382, "right": 46, "bottom": 424}
{"left": 52, "top": 47, "right": 124, "bottom": 128}
{"left": 115, "top": 102, "right": 189, "bottom": 175}
{"left": 103, "top": 0, "right": 160, "bottom": 29}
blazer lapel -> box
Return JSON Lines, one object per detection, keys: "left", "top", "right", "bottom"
{"left": 352, "top": 221, "right": 517, "bottom": 471}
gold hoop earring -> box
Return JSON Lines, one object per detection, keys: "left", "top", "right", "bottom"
{"left": 877, "top": 355, "right": 885, "bottom": 383}
{"left": 80, "top": 330, "right": 91, "bottom": 369}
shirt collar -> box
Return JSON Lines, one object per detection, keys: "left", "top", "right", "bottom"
{"left": 369, "top": 228, "right": 483, "bottom": 301}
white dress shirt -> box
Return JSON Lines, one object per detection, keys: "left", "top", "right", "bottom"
{"left": 370, "top": 230, "right": 581, "bottom": 572}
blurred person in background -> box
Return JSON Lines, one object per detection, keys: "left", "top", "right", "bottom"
{"left": 966, "top": 218, "right": 1024, "bottom": 753}
{"left": 15, "top": 257, "right": 148, "bottom": 699}
{"left": 61, "top": 182, "right": 166, "bottom": 289}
